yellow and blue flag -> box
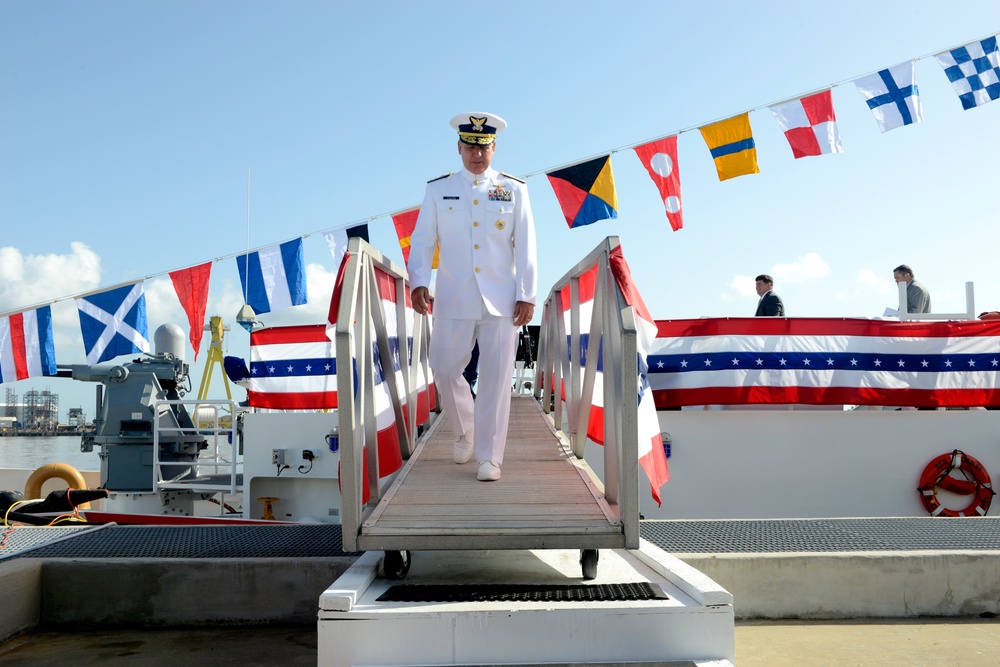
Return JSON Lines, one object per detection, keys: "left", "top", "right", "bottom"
{"left": 699, "top": 112, "right": 759, "bottom": 181}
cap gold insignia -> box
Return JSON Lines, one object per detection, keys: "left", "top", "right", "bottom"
{"left": 496, "top": 219, "right": 506, "bottom": 230}
{"left": 471, "top": 116, "right": 487, "bottom": 131}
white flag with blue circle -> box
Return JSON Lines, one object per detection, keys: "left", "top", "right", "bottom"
{"left": 936, "top": 36, "right": 1000, "bottom": 110}
{"left": 76, "top": 283, "right": 150, "bottom": 364}
{"left": 854, "top": 61, "right": 923, "bottom": 133}
{"left": 236, "top": 238, "right": 308, "bottom": 315}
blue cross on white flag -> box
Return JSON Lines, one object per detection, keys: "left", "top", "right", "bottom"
{"left": 936, "top": 36, "right": 1000, "bottom": 111}
{"left": 236, "top": 238, "right": 308, "bottom": 315}
{"left": 854, "top": 61, "right": 923, "bottom": 133}
{"left": 76, "top": 282, "right": 150, "bottom": 364}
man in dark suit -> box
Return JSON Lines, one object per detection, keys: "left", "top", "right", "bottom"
{"left": 755, "top": 274, "right": 784, "bottom": 316}
{"left": 892, "top": 264, "right": 931, "bottom": 314}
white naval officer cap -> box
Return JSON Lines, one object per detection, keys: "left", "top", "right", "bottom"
{"left": 450, "top": 112, "right": 507, "bottom": 145}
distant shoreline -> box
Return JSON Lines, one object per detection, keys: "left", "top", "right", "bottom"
{"left": 0, "top": 428, "right": 94, "bottom": 438}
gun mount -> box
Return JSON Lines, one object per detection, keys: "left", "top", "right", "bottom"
{"left": 58, "top": 324, "right": 207, "bottom": 492}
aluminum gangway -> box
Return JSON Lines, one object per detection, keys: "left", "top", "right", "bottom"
{"left": 336, "top": 237, "right": 651, "bottom": 578}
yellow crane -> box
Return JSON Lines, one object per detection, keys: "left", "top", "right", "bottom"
{"left": 195, "top": 315, "right": 233, "bottom": 429}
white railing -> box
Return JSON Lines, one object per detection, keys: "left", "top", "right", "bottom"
{"left": 334, "top": 237, "right": 435, "bottom": 552}
{"left": 535, "top": 236, "right": 641, "bottom": 548}
{"left": 152, "top": 398, "right": 243, "bottom": 499}
{"left": 897, "top": 280, "right": 975, "bottom": 321}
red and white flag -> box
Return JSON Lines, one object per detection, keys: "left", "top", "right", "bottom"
{"left": 648, "top": 318, "right": 1000, "bottom": 408}
{"left": 769, "top": 90, "right": 843, "bottom": 159}
{"left": 609, "top": 246, "right": 670, "bottom": 504}
{"left": 246, "top": 324, "right": 337, "bottom": 410}
{"left": 633, "top": 136, "right": 684, "bottom": 231}
{"left": 0, "top": 306, "right": 57, "bottom": 384}
{"left": 247, "top": 253, "right": 404, "bottom": 478}
{"left": 558, "top": 250, "right": 670, "bottom": 505}
{"left": 557, "top": 264, "right": 603, "bottom": 445}
{"left": 372, "top": 265, "right": 438, "bottom": 468}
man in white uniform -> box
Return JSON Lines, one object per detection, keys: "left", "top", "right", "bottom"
{"left": 409, "top": 112, "right": 538, "bottom": 481}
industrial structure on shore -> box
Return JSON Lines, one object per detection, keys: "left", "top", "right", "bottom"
{"left": 0, "top": 387, "right": 90, "bottom": 435}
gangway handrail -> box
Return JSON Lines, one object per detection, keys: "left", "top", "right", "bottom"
{"left": 535, "top": 236, "right": 642, "bottom": 548}
{"left": 897, "top": 280, "right": 975, "bottom": 321}
{"left": 336, "top": 237, "right": 435, "bottom": 552}
{"left": 152, "top": 397, "right": 243, "bottom": 498}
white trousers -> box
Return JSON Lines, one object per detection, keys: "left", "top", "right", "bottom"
{"left": 429, "top": 310, "right": 518, "bottom": 465}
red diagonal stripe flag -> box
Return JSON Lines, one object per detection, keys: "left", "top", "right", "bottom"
{"left": 392, "top": 207, "right": 438, "bottom": 269}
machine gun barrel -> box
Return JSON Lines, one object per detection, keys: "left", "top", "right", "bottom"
{"left": 57, "top": 363, "right": 130, "bottom": 383}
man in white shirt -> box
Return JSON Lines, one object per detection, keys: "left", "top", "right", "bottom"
{"left": 409, "top": 113, "right": 538, "bottom": 481}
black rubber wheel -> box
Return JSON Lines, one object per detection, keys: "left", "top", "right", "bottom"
{"left": 580, "top": 549, "right": 599, "bottom": 580}
{"left": 383, "top": 550, "right": 411, "bottom": 580}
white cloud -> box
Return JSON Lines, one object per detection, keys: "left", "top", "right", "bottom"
{"left": 835, "top": 268, "right": 897, "bottom": 304}
{"left": 146, "top": 277, "right": 185, "bottom": 329}
{"left": 856, "top": 268, "right": 895, "bottom": 294}
{"left": 0, "top": 242, "right": 102, "bottom": 313}
{"left": 722, "top": 274, "right": 756, "bottom": 302}
{"left": 721, "top": 252, "right": 830, "bottom": 303}
{"left": 771, "top": 252, "right": 830, "bottom": 285}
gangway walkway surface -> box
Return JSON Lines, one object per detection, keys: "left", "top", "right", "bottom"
{"left": 336, "top": 237, "right": 649, "bottom": 561}
{"left": 357, "top": 395, "right": 625, "bottom": 553}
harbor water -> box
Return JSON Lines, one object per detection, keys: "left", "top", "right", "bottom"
{"left": 0, "top": 436, "right": 101, "bottom": 473}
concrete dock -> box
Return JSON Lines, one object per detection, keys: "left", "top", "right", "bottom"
{"left": 3, "top": 619, "right": 999, "bottom": 666}
{"left": 2, "top": 521, "right": 999, "bottom": 665}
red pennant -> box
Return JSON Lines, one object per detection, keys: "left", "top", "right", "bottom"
{"left": 169, "top": 262, "right": 212, "bottom": 361}
{"left": 633, "top": 136, "right": 684, "bottom": 231}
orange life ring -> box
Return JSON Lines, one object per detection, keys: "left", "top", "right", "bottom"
{"left": 24, "top": 462, "right": 94, "bottom": 510}
{"left": 917, "top": 450, "right": 995, "bottom": 517}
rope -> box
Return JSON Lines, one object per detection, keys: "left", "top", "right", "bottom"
{"left": 3, "top": 30, "right": 997, "bottom": 319}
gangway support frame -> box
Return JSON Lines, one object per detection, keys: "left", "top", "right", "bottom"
{"left": 336, "top": 237, "right": 654, "bottom": 561}
{"left": 318, "top": 541, "right": 735, "bottom": 666}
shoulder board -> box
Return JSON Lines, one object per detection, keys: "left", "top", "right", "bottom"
{"left": 499, "top": 172, "right": 525, "bottom": 184}
{"left": 427, "top": 172, "right": 452, "bottom": 183}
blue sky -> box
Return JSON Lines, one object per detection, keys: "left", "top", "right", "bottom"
{"left": 2, "top": 1, "right": 999, "bottom": 418}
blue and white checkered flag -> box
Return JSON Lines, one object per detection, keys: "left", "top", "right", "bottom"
{"left": 936, "top": 36, "right": 1000, "bottom": 111}
{"left": 854, "top": 61, "right": 923, "bottom": 133}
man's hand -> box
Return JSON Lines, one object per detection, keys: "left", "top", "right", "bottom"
{"left": 513, "top": 301, "right": 534, "bottom": 327}
{"left": 412, "top": 286, "right": 432, "bottom": 316}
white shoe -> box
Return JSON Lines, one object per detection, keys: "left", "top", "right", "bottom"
{"left": 453, "top": 432, "right": 474, "bottom": 464}
{"left": 477, "top": 461, "right": 501, "bottom": 481}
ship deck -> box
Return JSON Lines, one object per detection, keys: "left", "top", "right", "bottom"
{"left": 4, "top": 517, "right": 999, "bottom": 561}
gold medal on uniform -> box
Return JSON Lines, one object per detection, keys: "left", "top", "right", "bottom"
{"left": 496, "top": 219, "right": 506, "bottom": 230}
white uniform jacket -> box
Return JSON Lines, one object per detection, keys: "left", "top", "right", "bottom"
{"left": 409, "top": 167, "right": 537, "bottom": 320}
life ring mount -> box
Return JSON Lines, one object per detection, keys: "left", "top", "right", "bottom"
{"left": 917, "top": 450, "right": 994, "bottom": 517}
{"left": 24, "top": 462, "right": 94, "bottom": 510}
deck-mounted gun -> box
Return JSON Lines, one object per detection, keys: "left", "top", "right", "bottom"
{"left": 57, "top": 324, "right": 207, "bottom": 492}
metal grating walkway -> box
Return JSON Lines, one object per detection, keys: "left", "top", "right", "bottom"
{"left": 2, "top": 517, "right": 999, "bottom": 561}
{"left": 376, "top": 582, "right": 663, "bottom": 603}
{"left": 642, "top": 517, "right": 1000, "bottom": 553}
{"left": 2, "top": 524, "right": 360, "bottom": 560}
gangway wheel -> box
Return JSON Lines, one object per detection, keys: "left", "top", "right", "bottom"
{"left": 383, "top": 550, "right": 411, "bottom": 580}
{"left": 580, "top": 549, "right": 599, "bottom": 580}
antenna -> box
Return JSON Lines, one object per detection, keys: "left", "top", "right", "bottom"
{"left": 236, "top": 164, "right": 259, "bottom": 332}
